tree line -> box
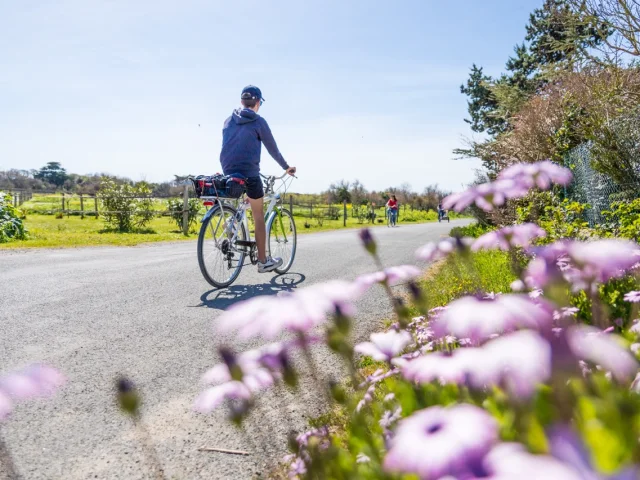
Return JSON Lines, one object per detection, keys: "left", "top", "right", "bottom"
{"left": 1, "top": 163, "right": 451, "bottom": 211}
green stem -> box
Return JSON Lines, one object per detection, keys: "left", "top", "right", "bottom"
{"left": 0, "top": 431, "right": 21, "bottom": 480}
{"left": 133, "top": 416, "right": 166, "bottom": 480}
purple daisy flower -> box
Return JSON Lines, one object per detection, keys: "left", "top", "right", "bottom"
{"left": 356, "top": 265, "right": 421, "bottom": 289}
{"left": 481, "top": 443, "right": 583, "bottom": 479}
{"left": 403, "top": 331, "right": 551, "bottom": 398}
{"left": 383, "top": 404, "right": 498, "bottom": 479}
{"left": 546, "top": 425, "right": 638, "bottom": 479}
{"left": 217, "top": 280, "right": 367, "bottom": 339}
{"left": 499, "top": 160, "right": 573, "bottom": 189}
{"left": 472, "top": 223, "right": 546, "bottom": 252}
{"left": 402, "top": 349, "right": 479, "bottom": 385}
{"left": 624, "top": 291, "right": 640, "bottom": 303}
{"left": 567, "top": 325, "right": 638, "bottom": 382}
{"left": 193, "top": 381, "right": 252, "bottom": 413}
{"left": 442, "top": 179, "right": 530, "bottom": 213}
{"left": 417, "top": 237, "right": 474, "bottom": 263}
{"left": 431, "top": 294, "right": 554, "bottom": 343}
{"left": 355, "top": 330, "right": 413, "bottom": 362}
{"left": 0, "top": 364, "right": 65, "bottom": 421}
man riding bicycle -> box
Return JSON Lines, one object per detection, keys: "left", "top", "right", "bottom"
{"left": 220, "top": 85, "right": 296, "bottom": 273}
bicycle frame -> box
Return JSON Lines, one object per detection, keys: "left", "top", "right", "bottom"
{"left": 199, "top": 172, "right": 291, "bottom": 252}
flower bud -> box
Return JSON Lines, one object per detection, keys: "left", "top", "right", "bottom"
{"left": 359, "top": 228, "right": 377, "bottom": 256}
{"left": 116, "top": 376, "right": 140, "bottom": 416}
{"left": 329, "top": 380, "right": 347, "bottom": 404}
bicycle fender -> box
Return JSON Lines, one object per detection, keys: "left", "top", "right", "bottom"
{"left": 201, "top": 205, "right": 219, "bottom": 223}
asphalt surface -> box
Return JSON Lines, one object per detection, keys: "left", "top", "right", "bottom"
{"left": 0, "top": 219, "right": 469, "bottom": 479}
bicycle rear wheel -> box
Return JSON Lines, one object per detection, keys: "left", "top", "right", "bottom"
{"left": 197, "top": 205, "right": 247, "bottom": 288}
{"left": 268, "top": 208, "right": 297, "bottom": 274}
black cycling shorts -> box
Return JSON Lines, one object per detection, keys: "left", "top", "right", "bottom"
{"left": 245, "top": 176, "right": 264, "bottom": 200}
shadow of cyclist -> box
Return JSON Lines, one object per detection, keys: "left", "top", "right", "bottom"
{"left": 194, "top": 273, "right": 306, "bottom": 311}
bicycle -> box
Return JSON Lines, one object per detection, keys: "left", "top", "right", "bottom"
{"left": 190, "top": 172, "right": 297, "bottom": 288}
{"left": 387, "top": 207, "right": 398, "bottom": 227}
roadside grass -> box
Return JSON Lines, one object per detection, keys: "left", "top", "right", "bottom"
{"left": 420, "top": 250, "right": 518, "bottom": 308}
{"left": 0, "top": 215, "right": 193, "bottom": 249}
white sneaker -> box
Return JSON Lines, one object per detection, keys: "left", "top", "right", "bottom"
{"left": 257, "top": 256, "right": 284, "bottom": 273}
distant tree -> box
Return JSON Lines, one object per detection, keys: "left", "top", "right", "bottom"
{"left": 349, "top": 179, "right": 368, "bottom": 205}
{"left": 327, "top": 180, "right": 351, "bottom": 204}
{"left": 34, "top": 162, "right": 68, "bottom": 188}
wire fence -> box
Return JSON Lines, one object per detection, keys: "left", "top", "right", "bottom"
{"left": 564, "top": 143, "right": 640, "bottom": 226}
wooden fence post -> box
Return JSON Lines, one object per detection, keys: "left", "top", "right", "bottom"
{"left": 94, "top": 196, "right": 99, "bottom": 218}
{"left": 80, "top": 194, "right": 84, "bottom": 219}
{"left": 310, "top": 203, "right": 313, "bottom": 219}
{"left": 61, "top": 193, "right": 65, "bottom": 215}
{"left": 13, "top": 193, "right": 17, "bottom": 207}
{"left": 289, "top": 194, "right": 293, "bottom": 214}
{"left": 343, "top": 199, "right": 347, "bottom": 227}
{"left": 182, "top": 181, "right": 189, "bottom": 235}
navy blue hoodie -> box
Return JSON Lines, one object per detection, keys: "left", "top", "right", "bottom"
{"left": 220, "top": 108, "right": 289, "bottom": 177}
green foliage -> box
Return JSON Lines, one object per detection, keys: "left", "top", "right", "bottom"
{"left": 167, "top": 198, "right": 202, "bottom": 233}
{"left": 460, "top": 64, "right": 506, "bottom": 136}
{"left": 449, "top": 222, "right": 492, "bottom": 239}
{"left": 99, "top": 179, "right": 155, "bottom": 232}
{"left": 535, "top": 198, "right": 595, "bottom": 242}
{"left": 421, "top": 251, "right": 519, "bottom": 307}
{"left": 0, "top": 192, "right": 28, "bottom": 242}
{"left": 33, "top": 161, "right": 69, "bottom": 187}
{"left": 398, "top": 209, "right": 437, "bottom": 222}
{"left": 599, "top": 198, "right": 640, "bottom": 241}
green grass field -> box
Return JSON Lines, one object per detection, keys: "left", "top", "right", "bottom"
{"left": 3, "top": 211, "right": 450, "bottom": 249}
{"left": 7, "top": 193, "right": 462, "bottom": 249}
{"left": 1, "top": 215, "right": 192, "bottom": 249}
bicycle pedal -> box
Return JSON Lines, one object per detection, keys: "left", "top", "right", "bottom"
{"left": 236, "top": 240, "right": 256, "bottom": 247}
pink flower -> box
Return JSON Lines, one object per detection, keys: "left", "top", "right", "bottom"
{"left": 355, "top": 330, "right": 413, "bottom": 362}
{"left": 567, "top": 325, "right": 638, "bottom": 382}
{"left": 217, "top": 280, "right": 366, "bottom": 339}
{"left": 473, "top": 330, "right": 551, "bottom": 398}
{"left": 403, "top": 331, "right": 551, "bottom": 399}
{"left": 526, "top": 239, "right": 640, "bottom": 290}
{"left": 472, "top": 223, "right": 546, "bottom": 251}
{"left": 442, "top": 179, "right": 530, "bottom": 213}
{"left": 431, "top": 294, "right": 554, "bottom": 343}
{"left": 383, "top": 404, "right": 498, "bottom": 479}
{"left": 546, "top": 425, "right": 638, "bottom": 479}
{"left": 0, "top": 364, "right": 65, "bottom": 421}
{"left": 624, "top": 291, "right": 640, "bottom": 303}
{"left": 499, "top": 160, "right": 573, "bottom": 189}
{"left": 356, "top": 265, "right": 421, "bottom": 289}
{"left": 481, "top": 443, "right": 582, "bottom": 479}
{"left": 194, "top": 381, "right": 252, "bottom": 413}
{"left": 553, "top": 307, "right": 579, "bottom": 322}
{"left": 402, "top": 350, "right": 479, "bottom": 385}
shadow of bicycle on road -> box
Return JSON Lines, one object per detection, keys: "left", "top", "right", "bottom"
{"left": 193, "top": 272, "right": 307, "bottom": 311}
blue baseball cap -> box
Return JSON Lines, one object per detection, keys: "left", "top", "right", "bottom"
{"left": 241, "top": 85, "right": 264, "bottom": 102}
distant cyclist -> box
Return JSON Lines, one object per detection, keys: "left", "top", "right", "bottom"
{"left": 437, "top": 202, "right": 444, "bottom": 221}
{"left": 219, "top": 85, "right": 296, "bottom": 273}
{"left": 386, "top": 195, "right": 399, "bottom": 227}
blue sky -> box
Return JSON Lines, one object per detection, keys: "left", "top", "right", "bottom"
{"left": 1, "top": 0, "right": 541, "bottom": 193}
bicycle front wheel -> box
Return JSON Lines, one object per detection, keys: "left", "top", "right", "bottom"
{"left": 197, "top": 205, "right": 247, "bottom": 288}
{"left": 267, "top": 208, "right": 297, "bottom": 274}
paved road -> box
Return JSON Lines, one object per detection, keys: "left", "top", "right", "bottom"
{"left": 0, "top": 220, "right": 469, "bottom": 479}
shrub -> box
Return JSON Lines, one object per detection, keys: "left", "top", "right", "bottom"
{"left": 449, "top": 222, "right": 491, "bottom": 239}
{"left": 599, "top": 198, "right": 640, "bottom": 242}
{"left": 167, "top": 198, "right": 202, "bottom": 233}
{"left": 98, "top": 179, "right": 155, "bottom": 232}
{"left": 0, "top": 192, "right": 28, "bottom": 242}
